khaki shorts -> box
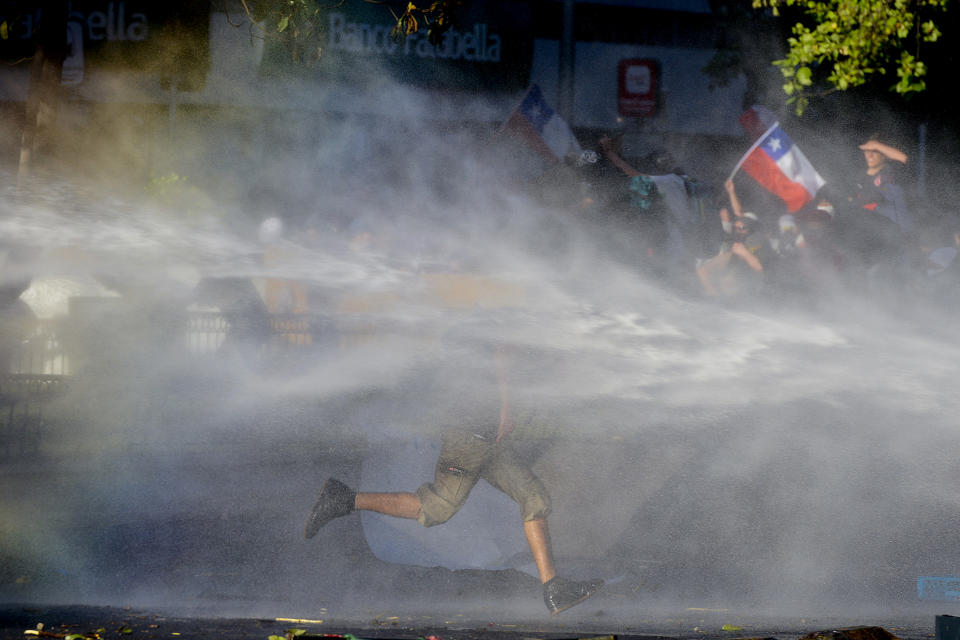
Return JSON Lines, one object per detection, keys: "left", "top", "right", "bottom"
{"left": 416, "top": 431, "right": 551, "bottom": 527}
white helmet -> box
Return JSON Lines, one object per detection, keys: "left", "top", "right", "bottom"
{"left": 258, "top": 216, "right": 285, "bottom": 244}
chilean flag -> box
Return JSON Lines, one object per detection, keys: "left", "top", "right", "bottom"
{"left": 501, "top": 84, "right": 582, "bottom": 163}
{"left": 730, "top": 121, "right": 826, "bottom": 213}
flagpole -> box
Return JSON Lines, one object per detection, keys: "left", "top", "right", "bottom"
{"left": 727, "top": 120, "right": 780, "bottom": 182}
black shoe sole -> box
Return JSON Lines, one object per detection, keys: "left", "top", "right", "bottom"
{"left": 304, "top": 479, "right": 344, "bottom": 539}
{"left": 304, "top": 497, "right": 325, "bottom": 539}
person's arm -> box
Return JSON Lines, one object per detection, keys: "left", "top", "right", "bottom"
{"left": 860, "top": 140, "right": 908, "bottom": 164}
{"left": 731, "top": 241, "right": 764, "bottom": 271}
{"left": 495, "top": 344, "right": 514, "bottom": 443}
{"left": 724, "top": 179, "right": 744, "bottom": 218}
{"left": 719, "top": 206, "right": 733, "bottom": 234}
{"left": 599, "top": 135, "right": 643, "bottom": 177}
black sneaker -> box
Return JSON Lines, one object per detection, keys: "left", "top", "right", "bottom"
{"left": 543, "top": 576, "right": 604, "bottom": 615}
{"left": 304, "top": 478, "right": 356, "bottom": 539}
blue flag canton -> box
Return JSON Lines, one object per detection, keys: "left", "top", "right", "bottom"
{"left": 760, "top": 126, "right": 795, "bottom": 162}
{"left": 520, "top": 85, "right": 555, "bottom": 134}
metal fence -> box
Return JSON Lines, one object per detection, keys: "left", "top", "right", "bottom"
{"left": 185, "top": 311, "right": 231, "bottom": 355}
{"left": 184, "top": 311, "right": 334, "bottom": 355}
{"left": 5, "top": 312, "right": 338, "bottom": 370}
{"left": 0, "top": 373, "right": 68, "bottom": 458}
{"left": 6, "top": 319, "right": 70, "bottom": 376}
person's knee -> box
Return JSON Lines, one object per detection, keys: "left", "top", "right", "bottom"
{"left": 520, "top": 490, "right": 552, "bottom": 522}
{"left": 418, "top": 507, "right": 455, "bottom": 527}
{"left": 416, "top": 485, "right": 465, "bottom": 527}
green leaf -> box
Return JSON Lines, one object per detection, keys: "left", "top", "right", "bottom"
{"left": 766, "top": 0, "right": 947, "bottom": 109}
{"left": 277, "top": 16, "right": 290, "bottom": 32}
{"left": 0, "top": 21, "right": 8, "bottom": 40}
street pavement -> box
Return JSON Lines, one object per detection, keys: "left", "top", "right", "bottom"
{"left": 0, "top": 602, "right": 948, "bottom": 640}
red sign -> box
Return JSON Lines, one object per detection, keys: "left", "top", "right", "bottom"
{"left": 618, "top": 59, "right": 658, "bottom": 118}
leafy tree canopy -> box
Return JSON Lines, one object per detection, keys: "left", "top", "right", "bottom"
{"left": 755, "top": 0, "right": 950, "bottom": 114}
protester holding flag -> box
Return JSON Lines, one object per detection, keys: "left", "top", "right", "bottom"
{"left": 695, "top": 173, "right": 780, "bottom": 298}
{"left": 696, "top": 208, "right": 770, "bottom": 298}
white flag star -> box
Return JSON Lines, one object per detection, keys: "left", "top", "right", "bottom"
{"left": 767, "top": 136, "right": 782, "bottom": 153}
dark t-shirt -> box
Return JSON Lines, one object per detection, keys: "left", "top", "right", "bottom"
{"left": 852, "top": 165, "right": 912, "bottom": 232}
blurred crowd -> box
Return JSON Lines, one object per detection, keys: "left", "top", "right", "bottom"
{"left": 527, "top": 129, "right": 960, "bottom": 309}
{"left": 241, "top": 124, "right": 960, "bottom": 334}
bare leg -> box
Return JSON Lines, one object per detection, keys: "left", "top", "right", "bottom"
{"left": 355, "top": 492, "right": 421, "bottom": 520}
{"left": 524, "top": 517, "right": 557, "bottom": 584}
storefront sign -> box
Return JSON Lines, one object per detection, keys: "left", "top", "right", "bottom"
{"left": 261, "top": 2, "right": 531, "bottom": 92}
{"left": 618, "top": 58, "right": 658, "bottom": 118}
